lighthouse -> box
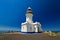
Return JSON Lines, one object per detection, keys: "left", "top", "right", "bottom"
{"left": 21, "top": 7, "right": 42, "bottom": 33}
{"left": 26, "top": 7, "right": 33, "bottom": 23}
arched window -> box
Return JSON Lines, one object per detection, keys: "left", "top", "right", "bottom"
{"left": 34, "top": 27, "right": 36, "bottom": 32}
{"left": 23, "top": 26, "right": 24, "bottom": 29}
{"left": 30, "top": 27, "right": 31, "bottom": 30}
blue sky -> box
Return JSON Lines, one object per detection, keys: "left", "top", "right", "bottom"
{"left": 0, "top": 0, "right": 60, "bottom": 31}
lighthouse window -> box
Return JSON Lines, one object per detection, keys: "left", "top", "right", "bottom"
{"left": 30, "top": 27, "right": 31, "bottom": 30}
{"left": 34, "top": 27, "right": 36, "bottom": 30}
{"left": 23, "top": 27, "right": 24, "bottom": 29}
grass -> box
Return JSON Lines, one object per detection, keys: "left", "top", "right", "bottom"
{"left": 0, "top": 32, "right": 60, "bottom": 40}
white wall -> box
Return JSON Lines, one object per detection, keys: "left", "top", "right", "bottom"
{"left": 21, "top": 24, "right": 27, "bottom": 32}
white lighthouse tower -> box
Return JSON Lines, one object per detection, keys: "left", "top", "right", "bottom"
{"left": 26, "top": 7, "right": 33, "bottom": 23}
{"left": 21, "top": 7, "right": 42, "bottom": 33}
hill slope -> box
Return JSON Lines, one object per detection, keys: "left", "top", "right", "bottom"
{"left": 0, "top": 33, "right": 60, "bottom": 40}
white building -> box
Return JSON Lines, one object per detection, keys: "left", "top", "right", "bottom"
{"left": 21, "top": 7, "right": 42, "bottom": 33}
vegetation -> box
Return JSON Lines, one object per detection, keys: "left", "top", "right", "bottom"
{"left": 0, "top": 32, "right": 60, "bottom": 40}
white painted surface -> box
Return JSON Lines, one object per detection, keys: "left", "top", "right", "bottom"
{"left": 21, "top": 7, "right": 42, "bottom": 32}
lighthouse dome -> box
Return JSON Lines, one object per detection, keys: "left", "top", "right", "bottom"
{"left": 26, "top": 7, "right": 33, "bottom": 14}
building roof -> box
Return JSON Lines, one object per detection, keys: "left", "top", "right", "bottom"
{"left": 26, "top": 7, "right": 33, "bottom": 14}
{"left": 28, "top": 7, "right": 31, "bottom": 9}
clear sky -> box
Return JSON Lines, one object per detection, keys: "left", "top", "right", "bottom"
{"left": 0, "top": 0, "right": 60, "bottom": 31}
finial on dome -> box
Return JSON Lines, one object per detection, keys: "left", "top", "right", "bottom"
{"left": 28, "top": 7, "right": 31, "bottom": 9}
